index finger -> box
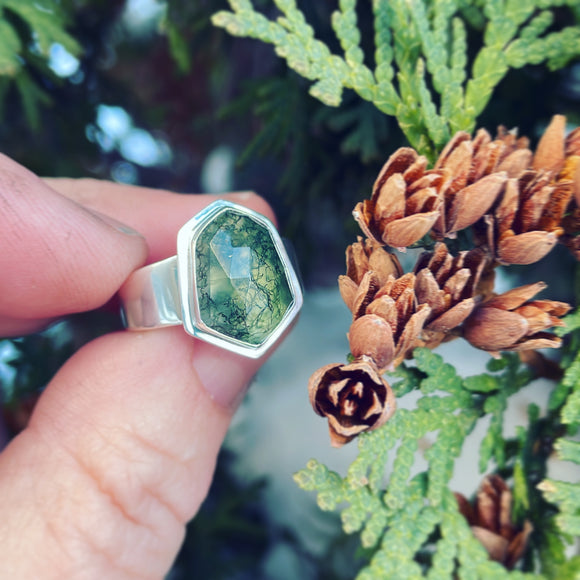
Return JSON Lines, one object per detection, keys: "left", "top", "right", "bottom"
{"left": 44, "top": 178, "right": 276, "bottom": 263}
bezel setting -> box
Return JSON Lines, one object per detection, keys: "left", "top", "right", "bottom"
{"left": 176, "top": 200, "right": 303, "bottom": 358}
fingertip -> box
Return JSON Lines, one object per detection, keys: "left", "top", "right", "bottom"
{"left": 0, "top": 165, "right": 148, "bottom": 328}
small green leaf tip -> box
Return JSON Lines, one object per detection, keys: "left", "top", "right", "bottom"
{"left": 0, "top": 1, "right": 82, "bottom": 129}
{"left": 213, "top": 0, "right": 580, "bottom": 157}
{"left": 540, "top": 338, "right": 580, "bottom": 541}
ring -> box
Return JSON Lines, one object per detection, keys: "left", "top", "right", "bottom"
{"left": 119, "top": 200, "right": 303, "bottom": 358}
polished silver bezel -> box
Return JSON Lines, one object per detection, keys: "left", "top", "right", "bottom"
{"left": 176, "top": 199, "right": 303, "bottom": 358}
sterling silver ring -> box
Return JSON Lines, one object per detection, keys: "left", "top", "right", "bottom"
{"left": 119, "top": 200, "right": 303, "bottom": 358}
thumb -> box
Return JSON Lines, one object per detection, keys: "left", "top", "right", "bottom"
{"left": 0, "top": 154, "right": 147, "bottom": 336}
{"left": 0, "top": 327, "right": 260, "bottom": 579}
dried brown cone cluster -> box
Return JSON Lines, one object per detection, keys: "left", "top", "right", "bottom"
{"left": 352, "top": 125, "right": 524, "bottom": 249}
{"left": 308, "top": 244, "right": 428, "bottom": 446}
{"left": 312, "top": 269, "right": 431, "bottom": 447}
{"left": 479, "top": 115, "right": 580, "bottom": 265}
{"left": 344, "top": 272, "right": 432, "bottom": 370}
{"left": 354, "top": 115, "right": 580, "bottom": 264}
{"left": 310, "top": 242, "right": 491, "bottom": 446}
{"left": 455, "top": 475, "right": 533, "bottom": 569}
{"left": 413, "top": 243, "right": 491, "bottom": 349}
{"left": 309, "top": 115, "right": 575, "bottom": 446}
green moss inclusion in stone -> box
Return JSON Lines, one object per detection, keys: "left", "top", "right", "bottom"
{"left": 194, "top": 209, "right": 294, "bottom": 346}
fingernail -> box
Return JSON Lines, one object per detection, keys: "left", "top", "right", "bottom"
{"left": 89, "top": 209, "right": 143, "bottom": 237}
{"left": 192, "top": 340, "right": 261, "bottom": 411}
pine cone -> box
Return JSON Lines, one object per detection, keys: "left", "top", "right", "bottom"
{"left": 413, "top": 243, "right": 491, "bottom": 348}
{"left": 481, "top": 172, "right": 566, "bottom": 264}
{"left": 341, "top": 272, "right": 431, "bottom": 370}
{"left": 431, "top": 129, "right": 517, "bottom": 238}
{"left": 353, "top": 128, "right": 524, "bottom": 248}
{"left": 455, "top": 475, "right": 533, "bottom": 569}
{"left": 463, "top": 282, "right": 570, "bottom": 355}
{"left": 479, "top": 116, "right": 579, "bottom": 265}
{"left": 308, "top": 359, "right": 396, "bottom": 447}
{"left": 354, "top": 116, "right": 580, "bottom": 256}
{"left": 353, "top": 148, "right": 443, "bottom": 248}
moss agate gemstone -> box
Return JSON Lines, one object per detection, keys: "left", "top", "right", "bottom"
{"left": 194, "top": 209, "right": 294, "bottom": 346}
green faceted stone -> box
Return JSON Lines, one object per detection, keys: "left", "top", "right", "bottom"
{"left": 194, "top": 209, "right": 294, "bottom": 346}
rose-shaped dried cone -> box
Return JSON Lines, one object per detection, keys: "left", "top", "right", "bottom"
{"left": 455, "top": 475, "right": 533, "bottom": 569}
{"left": 308, "top": 360, "right": 396, "bottom": 447}
{"left": 463, "top": 282, "right": 571, "bottom": 355}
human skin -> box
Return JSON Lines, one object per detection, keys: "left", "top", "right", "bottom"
{"left": 0, "top": 153, "right": 274, "bottom": 579}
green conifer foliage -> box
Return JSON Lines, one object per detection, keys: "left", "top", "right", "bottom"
{"left": 294, "top": 345, "right": 580, "bottom": 578}
{"left": 213, "top": 0, "right": 580, "bottom": 159}
{"left": 539, "top": 313, "right": 580, "bottom": 546}
{"left": 0, "top": 0, "right": 81, "bottom": 129}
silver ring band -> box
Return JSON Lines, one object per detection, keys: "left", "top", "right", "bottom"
{"left": 119, "top": 200, "right": 303, "bottom": 358}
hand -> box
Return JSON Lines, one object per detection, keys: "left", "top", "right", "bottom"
{"left": 0, "top": 154, "right": 275, "bottom": 579}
